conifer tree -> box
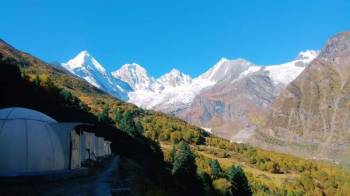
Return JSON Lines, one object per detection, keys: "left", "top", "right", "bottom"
{"left": 170, "top": 143, "right": 177, "bottom": 163}
{"left": 210, "top": 159, "right": 222, "bottom": 179}
{"left": 34, "top": 74, "right": 41, "bottom": 86}
{"left": 198, "top": 171, "right": 215, "bottom": 195}
{"left": 98, "top": 105, "right": 111, "bottom": 124}
{"left": 226, "top": 166, "right": 252, "bottom": 196}
{"left": 172, "top": 141, "right": 197, "bottom": 177}
{"left": 120, "top": 111, "right": 138, "bottom": 136}
{"left": 135, "top": 119, "right": 144, "bottom": 134}
{"left": 114, "top": 110, "right": 123, "bottom": 123}
{"left": 172, "top": 141, "right": 203, "bottom": 195}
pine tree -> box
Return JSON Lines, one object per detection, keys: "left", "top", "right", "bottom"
{"left": 198, "top": 171, "right": 215, "bottom": 195}
{"left": 210, "top": 159, "right": 222, "bottom": 179}
{"left": 170, "top": 143, "right": 177, "bottom": 163}
{"left": 98, "top": 105, "right": 111, "bottom": 124}
{"left": 34, "top": 74, "right": 41, "bottom": 86}
{"left": 172, "top": 141, "right": 197, "bottom": 177}
{"left": 120, "top": 111, "right": 138, "bottom": 136}
{"left": 172, "top": 141, "right": 203, "bottom": 195}
{"left": 60, "top": 90, "right": 73, "bottom": 103}
{"left": 45, "top": 76, "right": 56, "bottom": 91}
{"left": 114, "top": 110, "right": 123, "bottom": 123}
{"left": 226, "top": 166, "right": 252, "bottom": 196}
{"left": 135, "top": 119, "right": 144, "bottom": 134}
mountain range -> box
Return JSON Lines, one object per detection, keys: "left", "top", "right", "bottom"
{"left": 60, "top": 48, "right": 318, "bottom": 141}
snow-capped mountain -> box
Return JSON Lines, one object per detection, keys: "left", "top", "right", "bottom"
{"left": 61, "top": 51, "right": 132, "bottom": 100}
{"left": 60, "top": 49, "right": 319, "bottom": 143}
{"left": 111, "top": 63, "right": 163, "bottom": 92}
{"left": 197, "top": 58, "right": 254, "bottom": 83}
{"left": 180, "top": 50, "right": 319, "bottom": 142}
{"left": 60, "top": 49, "right": 318, "bottom": 137}
{"left": 237, "top": 50, "right": 319, "bottom": 85}
{"left": 158, "top": 69, "right": 192, "bottom": 87}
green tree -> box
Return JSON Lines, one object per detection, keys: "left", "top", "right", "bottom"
{"left": 210, "top": 159, "right": 222, "bottom": 179}
{"left": 98, "top": 105, "right": 111, "bottom": 124}
{"left": 120, "top": 111, "right": 138, "bottom": 136}
{"left": 226, "top": 166, "right": 252, "bottom": 196}
{"left": 172, "top": 141, "right": 197, "bottom": 177}
{"left": 60, "top": 90, "right": 73, "bottom": 103}
{"left": 45, "top": 76, "right": 58, "bottom": 92}
{"left": 34, "top": 74, "right": 41, "bottom": 86}
{"left": 135, "top": 119, "right": 144, "bottom": 134}
{"left": 114, "top": 110, "right": 123, "bottom": 123}
{"left": 198, "top": 171, "right": 215, "bottom": 195}
{"left": 170, "top": 143, "right": 177, "bottom": 163}
{"left": 172, "top": 141, "right": 203, "bottom": 195}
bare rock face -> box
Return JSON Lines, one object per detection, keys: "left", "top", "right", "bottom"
{"left": 251, "top": 32, "right": 350, "bottom": 164}
{"left": 180, "top": 70, "right": 281, "bottom": 140}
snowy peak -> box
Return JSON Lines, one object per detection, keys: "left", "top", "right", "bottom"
{"left": 158, "top": 68, "right": 192, "bottom": 87}
{"left": 63, "top": 50, "right": 107, "bottom": 75}
{"left": 61, "top": 51, "right": 131, "bottom": 100}
{"left": 295, "top": 50, "right": 319, "bottom": 62}
{"left": 197, "top": 58, "right": 254, "bottom": 82}
{"left": 112, "top": 63, "right": 161, "bottom": 91}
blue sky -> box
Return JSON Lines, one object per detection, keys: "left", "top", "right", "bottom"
{"left": 1, "top": 0, "right": 349, "bottom": 77}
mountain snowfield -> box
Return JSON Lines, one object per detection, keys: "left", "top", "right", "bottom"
{"left": 61, "top": 50, "right": 318, "bottom": 135}
{"left": 61, "top": 51, "right": 132, "bottom": 100}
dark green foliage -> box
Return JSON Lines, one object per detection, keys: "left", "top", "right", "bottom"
{"left": 114, "top": 110, "right": 123, "bottom": 123}
{"left": 60, "top": 90, "right": 73, "bottom": 103}
{"left": 98, "top": 105, "right": 112, "bottom": 124}
{"left": 198, "top": 171, "right": 216, "bottom": 195}
{"left": 172, "top": 141, "right": 197, "bottom": 177}
{"left": 34, "top": 74, "right": 40, "bottom": 86}
{"left": 170, "top": 144, "right": 176, "bottom": 163}
{"left": 226, "top": 166, "right": 252, "bottom": 196}
{"left": 210, "top": 159, "right": 222, "bottom": 179}
{"left": 172, "top": 141, "right": 204, "bottom": 195}
{"left": 120, "top": 111, "right": 139, "bottom": 136}
{"left": 45, "top": 76, "right": 59, "bottom": 93}
{"left": 135, "top": 119, "right": 144, "bottom": 134}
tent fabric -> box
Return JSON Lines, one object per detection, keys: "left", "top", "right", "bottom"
{"left": 0, "top": 119, "right": 65, "bottom": 175}
{"left": 70, "top": 130, "right": 81, "bottom": 169}
{"left": 104, "top": 141, "right": 112, "bottom": 156}
{"left": 95, "top": 137, "right": 105, "bottom": 157}
{"left": 0, "top": 107, "right": 56, "bottom": 123}
{"left": 80, "top": 132, "right": 96, "bottom": 161}
{"left": 49, "top": 123, "right": 89, "bottom": 169}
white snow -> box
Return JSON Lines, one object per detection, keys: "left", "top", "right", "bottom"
{"left": 60, "top": 49, "right": 319, "bottom": 112}
{"left": 61, "top": 51, "right": 132, "bottom": 100}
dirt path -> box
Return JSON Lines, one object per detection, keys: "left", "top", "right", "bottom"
{"left": 39, "top": 156, "right": 120, "bottom": 196}
{"left": 95, "top": 156, "right": 120, "bottom": 196}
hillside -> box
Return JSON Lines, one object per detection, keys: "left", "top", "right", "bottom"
{"left": 1, "top": 39, "right": 350, "bottom": 195}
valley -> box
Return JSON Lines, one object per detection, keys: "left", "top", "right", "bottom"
{"left": 1, "top": 31, "right": 350, "bottom": 195}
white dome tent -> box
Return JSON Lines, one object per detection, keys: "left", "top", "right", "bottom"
{"left": 0, "top": 107, "right": 91, "bottom": 176}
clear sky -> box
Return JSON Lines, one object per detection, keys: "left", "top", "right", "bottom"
{"left": 1, "top": 0, "right": 349, "bottom": 77}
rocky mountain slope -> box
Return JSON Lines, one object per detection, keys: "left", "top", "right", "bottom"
{"left": 250, "top": 32, "right": 350, "bottom": 164}
{"left": 178, "top": 51, "right": 317, "bottom": 141}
